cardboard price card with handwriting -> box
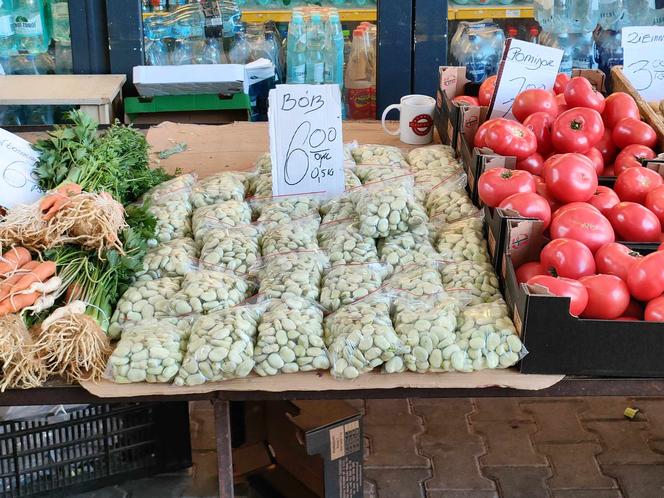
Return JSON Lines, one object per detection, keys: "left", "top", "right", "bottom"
{"left": 0, "top": 128, "right": 43, "bottom": 209}
{"left": 268, "top": 84, "right": 345, "bottom": 198}
{"left": 622, "top": 26, "right": 664, "bottom": 102}
{"left": 488, "top": 39, "right": 563, "bottom": 120}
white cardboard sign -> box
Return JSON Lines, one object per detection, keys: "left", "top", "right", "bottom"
{"left": 0, "top": 128, "right": 42, "bottom": 209}
{"left": 489, "top": 39, "right": 563, "bottom": 120}
{"left": 622, "top": 26, "right": 664, "bottom": 102}
{"left": 268, "top": 84, "right": 345, "bottom": 198}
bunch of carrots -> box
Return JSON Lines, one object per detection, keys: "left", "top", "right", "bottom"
{"left": 0, "top": 246, "right": 59, "bottom": 317}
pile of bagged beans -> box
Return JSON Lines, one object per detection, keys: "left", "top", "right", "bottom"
{"left": 107, "top": 144, "right": 525, "bottom": 384}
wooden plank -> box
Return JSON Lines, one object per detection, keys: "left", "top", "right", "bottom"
{"left": 0, "top": 75, "right": 127, "bottom": 105}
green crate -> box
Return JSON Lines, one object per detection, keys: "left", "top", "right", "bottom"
{"left": 124, "top": 92, "right": 251, "bottom": 121}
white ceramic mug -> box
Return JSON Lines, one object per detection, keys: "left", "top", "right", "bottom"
{"left": 381, "top": 94, "right": 436, "bottom": 145}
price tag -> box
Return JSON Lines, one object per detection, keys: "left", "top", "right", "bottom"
{"left": 268, "top": 84, "right": 345, "bottom": 197}
{"left": 622, "top": 26, "right": 664, "bottom": 102}
{"left": 0, "top": 128, "right": 42, "bottom": 209}
{"left": 488, "top": 39, "right": 563, "bottom": 120}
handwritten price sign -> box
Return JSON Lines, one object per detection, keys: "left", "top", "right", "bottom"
{"left": 268, "top": 84, "right": 345, "bottom": 197}
{"left": 622, "top": 26, "right": 664, "bottom": 102}
{"left": 0, "top": 128, "right": 42, "bottom": 209}
{"left": 488, "top": 39, "right": 563, "bottom": 120}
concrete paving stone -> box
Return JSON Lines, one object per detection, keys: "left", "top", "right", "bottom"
{"left": 551, "top": 490, "right": 624, "bottom": 498}
{"left": 483, "top": 466, "right": 552, "bottom": 498}
{"left": 364, "top": 467, "right": 430, "bottom": 498}
{"left": 522, "top": 400, "right": 597, "bottom": 444}
{"left": 411, "top": 398, "right": 476, "bottom": 442}
{"left": 585, "top": 421, "right": 664, "bottom": 466}
{"left": 602, "top": 464, "right": 664, "bottom": 498}
{"left": 71, "top": 486, "right": 128, "bottom": 498}
{"left": 427, "top": 491, "right": 499, "bottom": 498}
{"left": 364, "top": 478, "right": 377, "bottom": 498}
{"left": 631, "top": 398, "right": 664, "bottom": 439}
{"left": 471, "top": 398, "right": 534, "bottom": 422}
{"left": 579, "top": 398, "right": 638, "bottom": 422}
{"left": 365, "top": 399, "right": 412, "bottom": 420}
{"left": 473, "top": 419, "right": 547, "bottom": 467}
{"left": 538, "top": 443, "right": 618, "bottom": 490}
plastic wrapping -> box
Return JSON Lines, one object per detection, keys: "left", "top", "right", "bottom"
{"left": 254, "top": 152, "right": 273, "bottom": 174}
{"left": 434, "top": 216, "right": 490, "bottom": 264}
{"left": 320, "top": 263, "right": 387, "bottom": 312}
{"left": 427, "top": 186, "right": 480, "bottom": 226}
{"left": 320, "top": 195, "right": 356, "bottom": 222}
{"left": 254, "top": 297, "right": 329, "bottom": 376}
{"left": 378, "top": 232, "right": 439, "bottom": 273}
{"left": 191, "top": 200, "right": 252, "bottom": 241}
{"left": 199, "top": 226, "right": 261, "bottom": 274}
{"left": 318, "top": 220, "right": 379, "bottom": 266}
{"left": 414, "top": 169, "right": 462, "bottom": 204}
{"left": 407, "top": 144, "right": 457, "bottom": 169}
{"left": 255, "top": 196, "right": 320, "bottom": 226}
{"left": 108, "top": 277, "right": 183, "bottom": 339}
{"left": 258, "top": 251, "right": 328, "bottom": 302}
{"left": 453, "top": 300, "right": 527, "bottom": 372}
{"left": 324, "top": 292, "right": 405, "bottom": 379}
{"left": 354, "top": 164, "right": 412, "bottom": 184}
{"left": 107, "top": 319, "right": 184, "bottom": 383}
{"left": 174, "top": 305, "right": 262, "bottom": 385}
{"left": 251, "top": 172, "right": 273, "bottom": 199}
{"left": 441, "top": 261, "right": 502, "bottom": 305}
{"left": 261, "top": 216, "right": 320, "bottom": 256}
{"left": 148, "top": 199, "right": 193, "bottom": 245}
{"left": 169, "top": 269, "right": 253, "bottom": 315}
{"left": 351, "top": 144, "right": 408, "bottom": 168}
{"left": 393, "top": 293, "right": 461, "bottom": 373}
{"left": 142, "top": 173, "right": 196, "bottom": 206}
{"left": 385, "top": 262, "right": 446, "bottom": 297}
{"left": 136, "top": 238, "right": 199, "bottom": 280}
{"left": 352, "top": 176, "right": 427, "bottom": 238}
{"left": 190, "top": 172, "right": 246, "bottom": 207}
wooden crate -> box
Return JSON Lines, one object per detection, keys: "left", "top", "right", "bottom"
{"left": 611, "top": 66, "right": 664, "bottom": 151}
{"left": 0, "top": 74, "right": 126, "bottom": 124}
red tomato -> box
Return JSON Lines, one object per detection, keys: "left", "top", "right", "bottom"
{"left": 604, "top": 164, "right": 615, "bottom": 176}
{"left": 583, "top": 147, "right": 605, "bottom": 175}
{"left": 627, "top": 251, "right": 664, "bottom": 301}
{"left": 550, "top": 205, "right": 615, "bottom": 253}
{"left": 543, "top": 153, "right": 598, "bottom": 203}
{"left": 612, "top": 118, "right": 658, "bottom": 149}
{"left": 541, "top": 153, "right": 564, "bottom": 177}
{"left": 613, "top": 144, "right": 656, "bottom": 175}
{"left": 523, "top": 112, "right": 554, "bottom": 156}
{"left": 614, "top": 167, "right": 664, "bottom": 204}
{"left": 532, "top": 174, "right": 545, "bottom": 185}
{"left": 484, "top": 119, "right": 538, "bottom": 160}
{"left": 602, "top": 92, "right": 640, "bottom": 129}
{"left": 516, "top": 261, "right": 549, "bottom": 284}
{"left": 608, "top": 202, "right": 662, "bottom": 242}
{"left": 536, "top": 182, "right": 562, "bottom": 213}
{"left": 594, "top": 129, "right": 618, "bottom": 165}
{"left": 645, "top": 185, "right": 664, "bottom": 227}
{"left": 473, "top": 119, "right": 499, "bottom": 148}
{"left": 516, "top": 153, "right": 545, "bottom": 176}
{"left": 478, "top": 75, "right": 497, "bottom": 107}
{"left": 552, "top": 108, "right": 605, "bottom": 153}
{"left": 512, "top": 89, "right": 559, "bottom": 122}
{"left": 660, "top": 242, "right": 664, "bottom": 251}
{"left": 553, "top": 202, "right": 601, "bottom": 219}
{"left": 555, "top": 93, "right": 569, "bottom": 114}
{"left": 499, "top": 192, "right": 552, "bottom": 228}
{"left": 540, "top": 238, "right": 596, "bottom": 279}
{"left": 579, "top": 274, "right": 630, "bottom": 319}
{"left": 452, "top": 95, "right": 480, "bottom": 106}
{"left": 526, "top": 275, "right": 589, "bottom": 316}
{"left": 587, "top": 186, "right": 620, "bottom": 215}
{"left": 477, "top": 167, "right": 536, "bottom": 208}
{"left": 564, "top": 77, "right": 606, "bottom": 113}
{"left": 595, "top": 242, "right": 643, "bottom": 282}
{"left": 645, "top": 295, "right": 664, "bottom": 322}
{"left": 554, "top": 73, "right": 571, "bottom": 95}
{"left": 623, "top": 298, "right": 645, "bottom": 320}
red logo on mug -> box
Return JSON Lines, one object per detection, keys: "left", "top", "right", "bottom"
{"left": 409, "top": 114, "right": 433, "bottom": 136}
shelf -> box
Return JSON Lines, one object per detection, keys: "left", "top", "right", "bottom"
{"left": 449, "top": 3, "right": 534, "bottom": 20}
{"left": 241, "top": 8, "right": 377, "bottom": 22}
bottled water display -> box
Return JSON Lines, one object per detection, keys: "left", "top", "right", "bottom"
{"left": 450, "top": 21, "right": 505, "bottom": 84}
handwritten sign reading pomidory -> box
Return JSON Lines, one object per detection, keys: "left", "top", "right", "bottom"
{"left": 268, "top": 84, "right": 345, "bottom": 197}
{"left": 0, "top": 128, "right": 42, "bottom": 209}
{"left": 622, "top": 26, "right": 664, "bottom": 102}
{"left": 489, "top": 39, "right": 563, "bottom": 120}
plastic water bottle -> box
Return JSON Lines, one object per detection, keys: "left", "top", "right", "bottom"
{"left": 565, "top": 0, "right": 600, "bottom": 33}
{"left": 450, "top": 21, "right": 504, "bottom": 83}
{"left": 598, "top": 0, "right": 623, "bottom": 29}
{"left": 145, "top": 24, "right": 169, "bottom": 65}
{"left": 305, "top": 12, "right": 324, "bottom": 84}
{"left": 229, "top": 26, "right": 251, "bottom": 64}
{"left": 49, "top": 0, "right": 70, "bottom": 42}
{"left": 0, "top": 0, "right": 14, "bottom": 56}
{"left": 595, "top": 29, "right": 622, "bottom": 87}
{"left": 570, "top": 32, "right": 597, "bottom": 69}
{"left": 650, "top": 0, "right": 664, "bottom": 25}
{"left": 287, "top": 13, "right": 306, "bottom": 83}
{"left": 622, "top": 0, "right": 652, "bottom": 26}
{"left": 13, "top": 0, "right": 48, "bottom": 54}
{"left": 324, "top": 12, "right": 344, "bottom": 86}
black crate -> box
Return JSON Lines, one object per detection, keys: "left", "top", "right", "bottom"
{"left": 0, "top": 403, "right": 191, "bottom": 498}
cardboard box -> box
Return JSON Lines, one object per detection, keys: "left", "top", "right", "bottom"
{"left": 500, "top": 218, "right": 664, "bottom": 377}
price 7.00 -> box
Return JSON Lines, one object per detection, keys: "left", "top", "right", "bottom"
{"left": 285, "top": 121, "right": 337, "bottom": 186}
{"left": 626, "top": 59, "right": 664, "bottom": 92}
{"left": 501, "top": 76, "right": 546, "bottom": 117}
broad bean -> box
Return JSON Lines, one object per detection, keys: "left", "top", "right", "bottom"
{"left": 259, "top": 252, "right": 328, "bottom": 302}
{"left": 191, "top": 173, "right": 245, "bottom": 207}
{"left": 199, "top": 227, "right": 260, "bottom": 274}
{"left": 261, "top": 218, "right": 320, "bottom": 256}
{"left": 170, "top": 269, "right": 252, "bottom": 315}
{"left": 318, "top": 221, "right": 379, "bottom": 266}
{"left": 441, "top": 261, "right": 502, "bottom": 305}
{"left": 378, "top": 232, "right": 439, "bottom": 273}
{"left": 320, "top": 264, "right": 386, "bottom": 311}
{"left": 136, "top": 238, "right": 198, "bottom": 280}
{"left": 192, "top": 201, "right": 252, "bottom": 241}
{"left": 148, "top": 200, "right": 193, "bottom": 245}
{"left": 435, "top": 220, "right": 489, "bottom": 264}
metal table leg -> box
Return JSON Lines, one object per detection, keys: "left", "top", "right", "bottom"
{"left": 214, "top": 399, "right": 234, "bottom": 498}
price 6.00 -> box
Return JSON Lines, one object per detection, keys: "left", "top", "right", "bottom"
{"left": 284, "top": 121, "right": 337, "bottom": 186}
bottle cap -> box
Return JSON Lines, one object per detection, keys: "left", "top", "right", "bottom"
{"left": 353, "top": 28, "right": 364, "bottom": 38}
{"left": 529, "top": 26, "right": 539, "bottom": 36}
{"left": 507, "top": 27, "right": 518, "bottom": 37}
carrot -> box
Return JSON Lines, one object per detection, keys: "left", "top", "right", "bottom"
{"left": 40, "top": 183, "right": 82, "bottom": 221}
{"left": 9, "top": 261, "right": 56, "bottom": 296}
{"left": 0, "top": 291, "right": 40, "bottom": 316}
{"left": 56, "top": 183, "right": 82, "bottom": 196}
{"left": 0, "top": 247, "right": 31, "bottom": 276}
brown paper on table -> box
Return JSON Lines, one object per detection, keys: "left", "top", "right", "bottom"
{"left": 80, "top": 370, "right": 564, "bottom": 398}
{"left": 77, "top": 121, "right": 563, "bottom": 398}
